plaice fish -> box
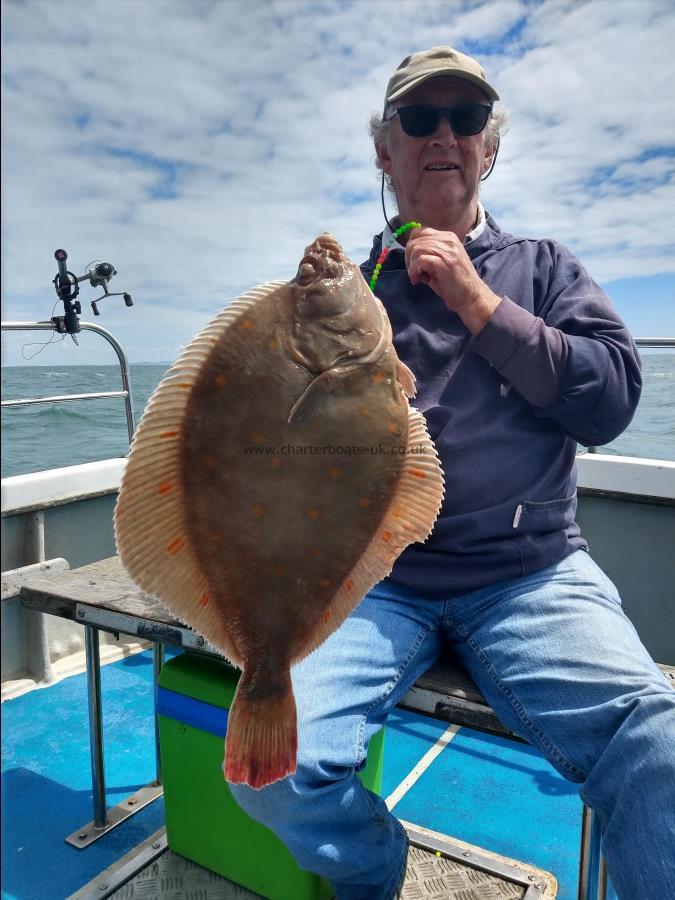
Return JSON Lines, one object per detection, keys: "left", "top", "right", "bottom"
{"left": 114, "top": 233, "right": 444, "bottom": 789}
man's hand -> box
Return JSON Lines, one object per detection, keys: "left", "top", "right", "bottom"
{"left": 404, "top": 227, "right": 502, "bottom": 335}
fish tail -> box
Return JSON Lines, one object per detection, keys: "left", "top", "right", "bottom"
{"left": 224, "top": 668, "right": 297, "bottom": 789}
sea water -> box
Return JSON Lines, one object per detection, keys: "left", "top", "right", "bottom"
{"left": 2, "top": 355, "right": 674, "bottom": 478}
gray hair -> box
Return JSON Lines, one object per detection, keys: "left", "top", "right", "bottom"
{"left": 368, "top": 103, "right": 509, "bottom": 193}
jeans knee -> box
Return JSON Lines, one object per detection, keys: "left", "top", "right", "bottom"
{"left": 229, "top": 776, "right": 294, "bottom": 826}
{"left": 229, "top": 755, "right": 332, "bottom": 826}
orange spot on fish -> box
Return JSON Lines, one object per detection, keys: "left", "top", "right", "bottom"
{"left": 309, "top": 547, "right": 322, "bottom": 557}
{"left": 251, "top": 503, "right": 265, "bottom": 519}
{"left": 158, "top": 480, "right": 173, "bottom": 495}
{"left": 270, "top": 457, "right": 282, "bottom": 469}
{"left": 381, "top": 530, "right": 392, "bottom": 542}
{"left": 198, "top": 591, "right": 211, "bottom": 608}
{"left": 203, "top": 454, "right": 216, "bottom": 470}
{"left": 160, "top": 430, "right": 179, "bottom": 439}
{"left": 319, "top": 578, "right": 331, "bottom": 589}
{"left": 359, "top": 406, "right": 370, "bottom": 417}
{"left": 307, "top": 508, "right": 320, "bottom": 520}
{"left": 391, "top": 506, "right": 402, "bottom": 518}
{"left": 249, "top": 432, "right": 264, "bottom": 445}
{"left": 359, "top": 497, "right": 372, "bottom": 509}
{"left": 346, "top": 578, "right": 354, "bottom": 591}
{"left": 410, "top": 469, "right": 427, "bottom": 479}
{"left": 166, "top": 537, "right": 184, "bottom": 555}
{"left": 267, "top": 338, "right": 279, "bottom": 350}
{"left": 263, "top": 563, "right": 286, "bottom": 576}
{"left": 373, "top": 371, "right": 385, "bottom": 384}
{"left": 329, "top": 466, "right": 341, "bottom": 480}
{"left": 388, "top": 423, "right": 400, "bottom": 434}
{"left": 214, "top": 373, "right": 228, "bottom": 387}
{"left": 176, "top": 382, "right": 192, "bottom": 389}
{"left": 207, "top": 530, "right": 221, "bottom": 543}
{"left": 240, "top": 319, "right": 254, "bottom": 330}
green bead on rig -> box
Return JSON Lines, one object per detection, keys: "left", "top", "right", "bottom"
{"left": 369, "top": 221, "right": 421, "bottom": 293}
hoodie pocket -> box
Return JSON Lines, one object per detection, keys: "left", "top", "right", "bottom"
{"left": 512, "top": 495, "right": 577, "bottom": 533}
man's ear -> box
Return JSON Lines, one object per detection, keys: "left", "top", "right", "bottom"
{"left": 376, "top": 142, "right": 393, "bottom": 176}
{"left": 481, "top": 143, "right": 493, "bottom": 176}
{"left": 481, "top": 137, "right": 499, "bottom": 177}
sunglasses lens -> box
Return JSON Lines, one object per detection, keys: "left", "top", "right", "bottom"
{"left": 396, "top": 104, "right": 491, "bottom": 137}
{"left": 451, "top": 103, "right": 491, "bottom": 136}
{"left": 397, "top": 106, "right": 440, "bottom": 137}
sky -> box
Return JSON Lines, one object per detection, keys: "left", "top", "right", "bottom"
{"left": 1, "top": 0, "right": 674, "bottom": 367}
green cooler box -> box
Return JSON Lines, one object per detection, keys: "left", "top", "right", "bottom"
{"left": 157, "top": 651, "right": 385, "bottom": 900}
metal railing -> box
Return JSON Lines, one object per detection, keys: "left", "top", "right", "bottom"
{"left": 635, "top": 338, "right": 675, "bottom": 349}
{"left": 1, "top": 320, "right": 136, "bottom": 444}
{"left": 2, "top": 318, "right": 161, "bottom": 846}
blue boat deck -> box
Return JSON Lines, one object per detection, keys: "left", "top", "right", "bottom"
{"left": 2, "top": 649, "right": 584, "bottom": 899}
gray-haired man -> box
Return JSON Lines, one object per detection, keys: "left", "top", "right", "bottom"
{"left": 231, "top": 47, "right": 675, "bottom": 900}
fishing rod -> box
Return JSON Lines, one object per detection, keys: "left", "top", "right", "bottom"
{"left": 52, "top": 248, "right": 134, "bottom": 344}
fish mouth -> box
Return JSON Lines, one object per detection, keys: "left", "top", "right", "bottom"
{"left": 296, "top": 233, "right": 345, "bottom": 285}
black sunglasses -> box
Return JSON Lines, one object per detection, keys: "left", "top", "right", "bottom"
{"left": 384, "top": 102, "right": 492, "bottom": 138}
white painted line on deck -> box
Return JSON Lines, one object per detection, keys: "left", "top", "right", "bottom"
{"left": 385, "top": 723, "right": 461, "bottom": 811}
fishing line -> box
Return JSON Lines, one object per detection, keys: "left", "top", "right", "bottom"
{"left": 20, "top": 299, "right": 66, "bottom": 360}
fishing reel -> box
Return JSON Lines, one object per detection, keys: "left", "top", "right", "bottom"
{"left": 52, "top": 249, "right": 134, "bottom": 342}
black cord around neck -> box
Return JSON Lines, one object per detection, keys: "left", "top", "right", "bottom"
{"left": 380, "top": 172, "right": 398, "bottom": 235}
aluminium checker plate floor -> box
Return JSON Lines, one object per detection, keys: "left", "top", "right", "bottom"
{"left": 71, "top": 822, "right": 557, "bottom": 900}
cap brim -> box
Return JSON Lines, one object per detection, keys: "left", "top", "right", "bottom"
{"left": 387, "top": 68, "right": 499, "bottom": 103}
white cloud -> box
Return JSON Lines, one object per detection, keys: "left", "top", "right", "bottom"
{"left": 2, "top": 0, "right": 674, "bottom": 366}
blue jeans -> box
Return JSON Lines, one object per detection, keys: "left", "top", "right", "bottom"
{"left": 230, "top": 550, "right": 675, "bottom": 899}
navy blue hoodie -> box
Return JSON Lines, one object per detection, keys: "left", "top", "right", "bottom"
{"left": 361, "top": 214, "right": 642, "bottom": 596}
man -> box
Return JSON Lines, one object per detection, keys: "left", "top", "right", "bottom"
{"left": 231, "top": 47, "right": 675, "bottom": 899}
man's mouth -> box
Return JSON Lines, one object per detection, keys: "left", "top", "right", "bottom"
{"left": 424, "top": 164, "right": 459, "bottom": 171}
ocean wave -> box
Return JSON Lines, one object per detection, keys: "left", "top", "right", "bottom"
{"left": 22, "top": 405, "right": 99, "bottom": 423}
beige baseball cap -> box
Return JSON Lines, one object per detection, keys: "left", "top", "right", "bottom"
{"left": 385, "top": 46, "right": 499, "bottom": 105}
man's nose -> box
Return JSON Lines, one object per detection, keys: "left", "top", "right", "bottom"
{"left": 431, "top": 115, "right": 458, "bottom": 145}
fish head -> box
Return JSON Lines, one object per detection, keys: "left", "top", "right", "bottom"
{"left": 293, "top": 232, "right": 367, "bottom": 313}
{"left": 289, "top": 233, "right": 389, "bottom": 372}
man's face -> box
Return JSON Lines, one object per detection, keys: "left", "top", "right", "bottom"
{"left": 376, "top": 76, "right": 494, "bottom": 224}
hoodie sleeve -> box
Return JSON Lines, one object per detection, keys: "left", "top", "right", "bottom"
{"left": 471, "top": 245, "right": 642, "bottom": 447}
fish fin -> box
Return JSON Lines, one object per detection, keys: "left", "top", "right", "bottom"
{"left": 224, "top": 667, "right": 297, "bottom": 789}
{"left": 287, "top": 367, "right": 351, "bottom": 425}
{"left": 293, "top": 405, "right": 444, "bottom": 663}
{"left": 114, "top": 280, "right": 288, "bottom": 666}
{"left": 396, "top": 360, "right": 417, "bottom": 399}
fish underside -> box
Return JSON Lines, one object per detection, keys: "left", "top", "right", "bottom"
{"left": 115, "top": 233, "right": 444, "bottom": 788}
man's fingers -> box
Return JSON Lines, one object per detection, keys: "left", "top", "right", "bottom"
{"left": 409, "top": 253, "right": 442, "bottom": 285}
